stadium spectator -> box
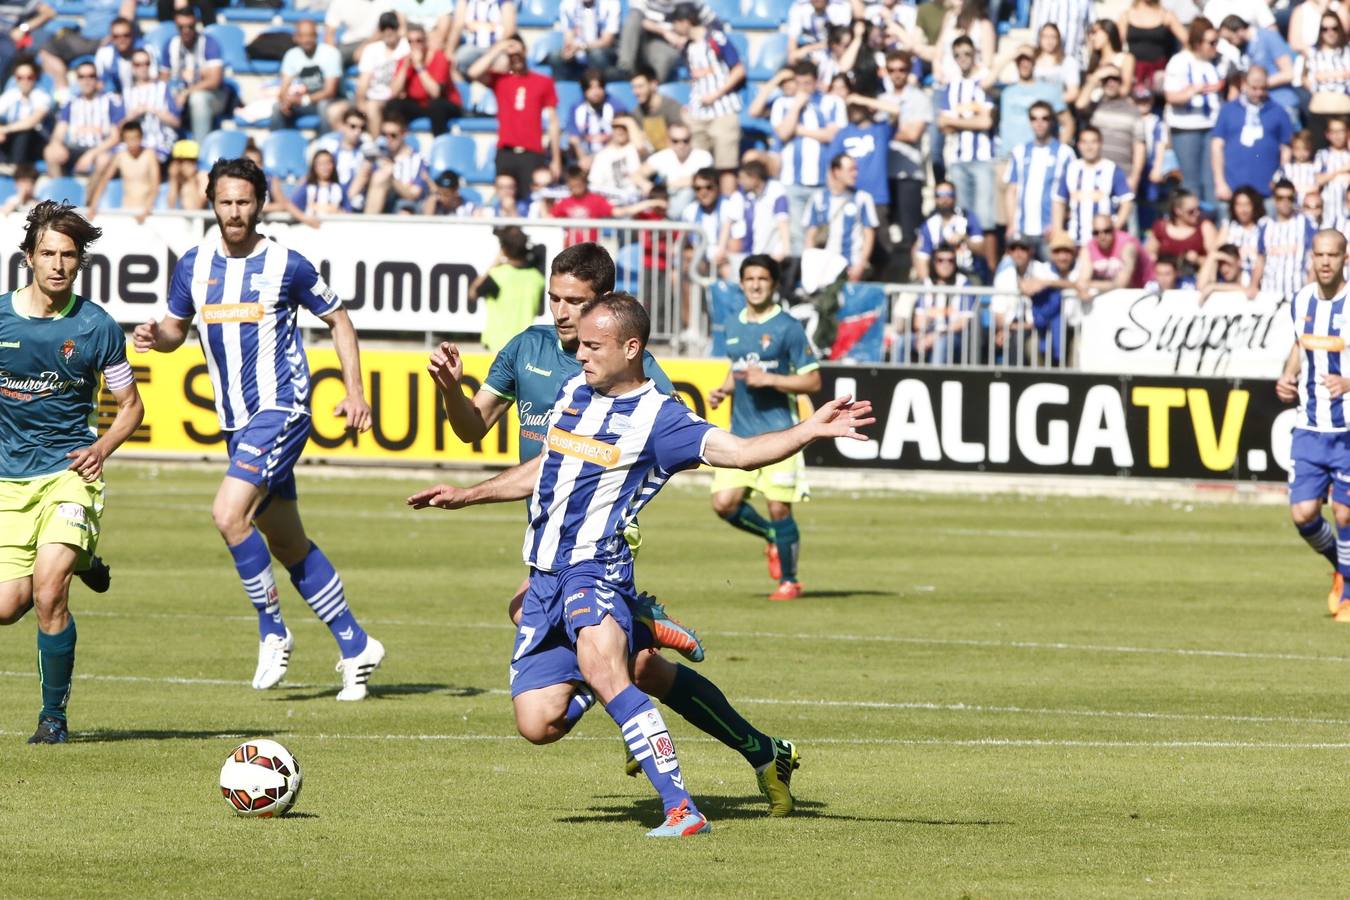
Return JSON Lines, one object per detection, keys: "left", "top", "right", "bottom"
{"left": 672, "top": 3, "right": 743, "bottom": 197}
{"left": 469, "top": 35, "right": 561, "bottom": 197}
{"left": 814, "top": 23, "right": 864, "bottom": 88}
{"left": 1032, "top": 23, "right": 1080, "bottom": 105}
{"left": 831, "top": 96, "right": 894, "bottom": 272}
{"left": 914, "top": 178, "right": 985, "bottom": 279}
{"left": 38, "top": 0, "right": 134, "bottom": 88}
{"left": 920, "top": 0, "right": 994, "bottom": 89}
{"left": 1163, "top": 17, "right": 1223, "bottom": 208}
{"left": 94, "top": 17, "right": 151, "bottom": 95}
{"left": 773, "top": 60, "right": 846, "bottom": 258}
{"left": 86, "top": 119, "right": 160, "bottom": 223}
{"left": 1210, "top": 66, "right": 1291, "bottom": 206}
{"left": 1081, "top": 66, "right": 1140, "bottom": 173}
{"left": 44, "top": 60, "right": 123, "bottom": 178}
{"left": 912, "top": 243, "right": 978, "bottom": 365}
{"left": 122, "top": 47, "right": 181, "bottom": 164}
{"left": 1146, "top": 187, "right": 1215, "bottom": 273}
{"left": 588, "top": 118, "right": 641, "bottom": 200}
{"left": 1196, "top": 241, "right": 1250, "bottom": 300}
{"left": 553, "top": 163, "right": 613, "bottom": 244}
{"left": 1118, "top": 0, "right": 1185, "bottom": 92}
{"left": 1133, "top": 84, "right": 1172, "bottom": 230}
{"left": 1006, "top": 100, "right": 1076, "bottom": 258}
{"left": 446, "top": 0, "right": 517, "bottom": 74}
{"left": 0, "top": 162, "right": 36, "bottom": 214}
{"left": 803, "top": 154, "right": 878, "bottom": 283}
{"left": 746, "top": 65, "right": 794, "bottom": 121}
{"left": 469, "top": 225, "right": 545, "bottom": 352}
{"left": 1147, "top": 253, "right": 1197, "bottom": 290}
{"left": 1317, "top": 117, "right": 1350, "bottom": 223}
{"left": 1054, "top": 126, "right": 1134, "bottom": 247}
{"left": 356, "top": 12, "right": 410, "bottom": 136}
{"left": 787, "top": 0, "right": 854, "bottom": 64}
{"left": 1083, "top": 20, "right": 1135, "bottom": 96}
{"left": 728, "top": 162, "right": 788, "bottom": 267}
{"left": 638, "top": 121, "right": 709, "bottom": 216}
{"left": 165, "top": 138, "right": 205, "bottom": 210}
{"left": 1018, "top": 231, "right": 1080, "bottom": 365}
{"left": 423, "top": 168, "right": 477, "bottom": 216}
{"left": 1260, "top": 180, "right": 1316, "bottom": 297}
{"left": 0, "top": 2, "right": 53, "bottom": 82}
{"left": 550, "top": 0, "right": 622, "bottom": 81}
{"left": 1219, "top": 16, "right": 1299, "bottom": 127}
{"left": 1298, "top": 12, "right": 1350, "bottom": 150}
{"left": 616, "top": 0, "right": 715, "bottom": 84}
{"left": 317, "top": 109, "right": 373, "bottom": 209}
{"left": 1203, "top": 0, "right": 1274, "bottom": 31}
{"left": 525, "top": 163, "right": 561, "bottom": 216}
{"left": 681, "top": 166, "right": 742, "bottom": 341}
{"left": 1216, "top": 185, "right": 1264, "bottom": 285}
{"left": 384, "top": 23, "right": 461, "bottom": 136}
{"left": 0, "top": 59, "right": 51, "bottom": 167}
{"left": 1001, "top": 45, "right": 1071, "bottom": 165}
{"left": 163, "top": 8, "right": 226, "bottom": 143}
{"left": 352, "top": 111, "right": 428, "bottom": 215}
{"left": 272, "top": 19, "right": 346, "bottom": 133}
{"left": 326, "top": 0, "right": 386, "bottom": 68}
{"left": 873, "top": 51, "right": 930, "bottom": 255}
{"left": 626, "top": 63, "right": 684, "bottom": 152}
{"left": 1289, "top": 0, "right": 1350, "bottom": 57}
{"left": 1033, "top": 0, "right": 1093, "bottom": 67}
{"left": 938, "top": 35, "right": 995, "bottom": 238}
{"left": 566, "top": 68, "right": 622, "bottom": 172}
{"left": 1078, "top": 213, "right": 1153, "bottom": 295}
{"left": 479, "top": 172, "right": 527, "bottom": 216}
{"left": 284, "top": 148, "right": 350, "bottom": 227}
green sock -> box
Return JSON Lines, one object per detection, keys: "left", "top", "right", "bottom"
{"left": 661, "top": 664, "right": 774, "bottom": 769}
{"left": 722, "top": 502, "right": 775, "bottom": 542}
{"left": 773, "top": 516, "right": 800, "bottom": 582}
{"left": 37, "top": 616, "right": 76, "bottom": 722}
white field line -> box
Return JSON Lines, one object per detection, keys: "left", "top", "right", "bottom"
{"left": 3, "top": 668, "right": 1349, "bottom": 729}
{"left": 63, "top": 609, "right": 1350, "bottom": 664}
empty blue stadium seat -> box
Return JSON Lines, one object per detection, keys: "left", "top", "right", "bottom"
{"left": 749, "top": 32, "right": 787, "bottom": 80}
{"left": 529, "top": 29, "right": 563, "bottom": 66}
{"left": 607, "top": 81, "right": 637, "bottom": 112}
{"left": 262, "top": 129, "right": 309, "bottom": 181}
{"left": 614, "top": 242, "right": 643, "bottom": 294}
{"left": 555, "top": 81, "right": 583, "bottom": 118}
{"left": 739, "top": 0, "right": 781, "bottom": 27}
{"left": 0, "top": 175, "right": 14, "bottom": 205}
{"left": 198, "top": 129, "right": 249, "bottom": 170}
{"left": 144, "top": 20, "right": 177, "bottom": 60}
{"left": 38, "top": 176, "right": 85, "bottom": 206}
{"left": 100, "top": 178, "right": 124, "bottom": 209}
{"left": 429, "top": 134, "right": 478, "bottom": 178}
{"left": 205, "top": 24, "right": 251, "bottom": 74}
{"left": 248, "top": 28, "right": 293, "bottom": 75}
{"left": 461, "top": 185, "right": 484, "bottom": 205}
{"left": 518, "top": 0, "right": 562, "bottom": 27}
{"left": 658, "top": 81, "right": 691, "bottom": 105}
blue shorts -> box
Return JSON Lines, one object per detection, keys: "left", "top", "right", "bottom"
{"left": 1289, "top": 429, "right": 1350, "bottom": 505}
{"left": 225, "top": 409, "right": 312, "bottom": 502}
{"left": 508, "top": 558, "right": 652, "bottom": 698}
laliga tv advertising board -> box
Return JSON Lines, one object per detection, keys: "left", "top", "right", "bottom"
{"left": 807, "top": 367, "right": 1296, "bottom": 482}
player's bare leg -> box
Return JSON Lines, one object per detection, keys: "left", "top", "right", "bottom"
{"left": 512, "top": 682, "right": 581, "bottom": 745}
{"left": 0, "top": 578, "right": 34, "bottom": 625}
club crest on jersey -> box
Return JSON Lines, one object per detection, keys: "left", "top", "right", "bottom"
{"left": 760, "top": 334, "right": 772, "bottom": 350}
{"left": 60, "top": 339, "right": 75, "bottom": 361}
{"left": 608, "top": 414, "right": 632, "bottom": 434}
{"left": 250, "top": 273, "right": 281, "bottom": 293}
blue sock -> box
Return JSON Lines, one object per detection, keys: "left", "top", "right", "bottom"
{"left": 228, "top": 529, "right": 286, "bottom": 640}
{"left": 1300, "top": 517, "right": 1338, "bottom": 568}
{"left": 37, "top": 617, "right": 76, "bottom": 722}
{"left": 563, "top": 686, "right": 595, "bottom": 732}
{"left": 287, "top": 542, "right": 368, "bottom": 658}
{"left": 607, "top": 684, "right": 697, "bottom": 815}
{"left": 773, "top": 516, "right": 801, "bottom": 583}
{"left": 662, "top": 664, "right": 774, "bottom": 768}
{"left": 721, "top": 502, "right": 774, "bottom": 542}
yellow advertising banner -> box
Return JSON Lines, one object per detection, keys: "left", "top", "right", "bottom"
{"left": 121, "top": 346, "right": 733, "bottom": 466}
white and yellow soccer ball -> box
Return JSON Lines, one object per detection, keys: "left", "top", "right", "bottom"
{"left": 219, "top": 739, "right": 303, "bottom": 818}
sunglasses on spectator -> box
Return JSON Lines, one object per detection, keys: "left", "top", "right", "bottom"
{"left": 694, "top": 183, "right": 716, "bottom": 191}
{"left": 1276, "top": 193, "right": 1296, "bottom": 201}
{"left": 670, "top": 136, "right": 690, "bottom": 143}
{"left": 132, "top": 60, "right": 150, "bottom": 67}
{"left": 112, "top": 30, "right": 133, "bottom": 39}
{"left": 77, "top": 72, "right": 97, "bottom": 79}
{"left": 935, "top": 257, "right": 956, "bottom": 264}
{"left": 1325, "top": 23, "right": 1343, "bottom": 31}
{"left": 1181, "top": 205, "right": 1200, "bottom": 215}
{"left": 953, "top": 50, "right": 974, "bottom": 59}
{"left": 346, "top": 121, "right": 363, "bottom": 129}
{"left": 1029, "top": 114, "right": 1051, "bottom": 121}
{"left": 936, "top": 190, "right": 955, "bottom": 198}
{"left": 1093, "top": 227, "right": 1113, "bottom": 235}
{"left": 382, "top": 130, "right": 403, "bottom": 138}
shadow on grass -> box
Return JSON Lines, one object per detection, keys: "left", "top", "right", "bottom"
{"left": 270, "top": 683, "right": 485, "bottom": 702}
{"left": 750, "top": 590, "right": 899, "bottom": 600}
{"left": 73, "top": 728, "right": 278, "bottom": 743}
{"left": 278, "top": 812, "right": 320, "bottom": 820}
{"left": 559, "top": 794, "right": 1009, "bottom": 826}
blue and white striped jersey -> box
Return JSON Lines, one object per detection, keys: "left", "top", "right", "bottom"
{"left": 313, "top": 134, "right": 369, "bottom": 189}
{"left": 786, "top": 0, "right": 852, "bottom": 47}
{"left": 290, "top": 181, "right": 349, "bottom": 213}
{"left": 566, "top": 98, "right": 622, "bottom": 155}
{"left": 1259, "top": 214, "right": 1316, "bottom": 298}
{"left": 122, "top": 80, "right": 180, "bottom": 158}
{"left": 1138, "top": 112, "right": 1168, "bottom": 177}
{"left": 1054, "top": 158, "right": 1133, "bottom": 245}
{"left": 59, "top": 92, "right": 125, "bottom": 149}
{"left": 390, "top": 148, "right": 429, "bottom": 197}
{"left": 96, "top": 44, "right": 156, "bottom": 94}
{"left": 1030, "top": 0, "right": 1093, "bottom": 61}
{"left": 1163, "top": 51, "right": 1222, "bottom": 130}
{"left": 161, "top": 32, "right": 223, "bottom": 87}
{"left": 684, "top": 27, "right": 742, "bottom": 120}
{"left": 1220, "top": 219, "right": 1262, "bottom": 286}
{"left": 524, "top": 374, "right": 716, "bottom": 571}
{"left": 803, "top": 187, "right": 879, "bottom": 267}
{"left": 739, "top": 179, "right": 791, "bottom": 256}
{"left": 460, "top": 0, "right": 508, "bottom": 48}
{"left": 166, "top": 237, "right": 343, "bottom": 430}
{"left": 1319, "top": 146, "right": 1350, "bottom": 223}
{"left": 0, "top": 87, "right": 50, "bottom": 125}
{"left": 1292, "top": 280, "right": 1350, "bottom": 432}
{"left": 771, "top": 91, "right": 847, "bottom": 187}
{"left": 941, "top": 76, "right": 992, "bottom": 163}
{"left": 559, "top": 0, "right": 621, "bottom": 63}
{"left": 1006, "top": 138, "right": 1076, "bottom": 238}
{"left": 1278, "top": 159, "right": 1320, "bottom": 201}
{"left": 914, "top": 209, "right": 984, "bottom": 270}
{"left": 681, "top": 192, "right": 745, "bottom": 261}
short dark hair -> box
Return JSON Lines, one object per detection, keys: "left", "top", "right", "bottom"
{"left": 829, "top": 152, "right": 851, "bottom": 172}
{"left": 345, "top": 108, "right": 368, "bottom": 126}
{"left": 581, "top": 67, "right": 605, "bottom": 89}
{"left": 672, "top": 2, "right": 700, "bottom": 23}
{"left": 933, "top": 242, "right": 958, "bottom": 259}
{"left": 1078, "top": 125, "right": 1102, "bottom": 142}
{"left": 120, "top": 119, "right": 142, "bottom": 136}
{"left": 565, "top": 164, "right": 586, "bottom": 180}
{"left": 952, "top": 34, "right": 975, "bottom": 53}
{"left": 631, "top": 63, "right": 659, "bottom": 82}
{"left": 740, "top": 254, "right": 780, "bottom": 284}
{"left": 582, "top": 292, "right": 651, "bottom": 347}
{"left": 378, "top": 11, "right": 399, "bottom": 30}
{"left": 173, "top": 6, "right": 196, "bottom": 20}
{"left": 497, "top": 226, "right": 530, "bottom": 261}
{"left": 1028, "top": 100, "right": 1054, "bottom": 119}
{"left": 741, "top": 159, "right": 768, "bottom": 181}
{"left": 1273, "top": 178, "right": 1297, "bottom": 195}
{"left": 791, "top": 59, "right": 818, "bottom": 78}
{"left": 206, "top": 157, "right": 269, "bottom": 205}
{"left": 1155, "top": 254, "right": 1180, "bottom": 269}
{"left": 383, "top": 109, "right": 408, "bottom": 130}
{"left": 1220, "top": 13, "right": 1246, "bottom": 32}
{"left": 693, "top": 166, "right": 719, "bottom": 185}
{"left": 551, "top": 242, "right": 616, "bottom": 294}
{"left": 20, "top": 201, "right": 103, "bottom": 269}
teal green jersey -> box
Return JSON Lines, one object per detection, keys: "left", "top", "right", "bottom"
{"left": 482, "top": 324, "right": 676, "bottom": 461}
{"left": 723, "top": 306, "right": 819, "bottom": 437}
{"left": 0, "top": 292, "right": 130, "bottom": 479}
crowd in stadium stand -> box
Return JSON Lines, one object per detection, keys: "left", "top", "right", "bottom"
{"left": 0, "top": 0, "right": 1335, "bottom": 356}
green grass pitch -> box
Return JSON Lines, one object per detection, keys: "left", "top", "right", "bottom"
{"left": 2, "top": 464, "right": 1347, "bottom": 898}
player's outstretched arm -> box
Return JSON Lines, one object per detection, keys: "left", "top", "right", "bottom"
{"left": 428, "top": 341, "right": 514, "bottom": 443}
{"left": 132, "top": 315, "right": 190, "bottom": 353}
{"left": 67, "top": 382, "right": 144, "bottom": 482}
{"left": 702, "top": 395, "right": 875, "bottom": 471}
{"left": 320, "top": 307, "right": 373, "bottom": 432}
{"left": 407, "top": 455, "right": 544, "bottom": 510}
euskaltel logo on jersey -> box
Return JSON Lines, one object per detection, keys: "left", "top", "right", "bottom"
{"left": 0, "top": 369, "right": 85, "bottom": 399}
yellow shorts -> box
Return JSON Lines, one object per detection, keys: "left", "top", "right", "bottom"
{"left": 0, "top": 470, "right": 104, "bottom": 582}
{"left": 710, "top": 454, "right": 810, "bottom": 504}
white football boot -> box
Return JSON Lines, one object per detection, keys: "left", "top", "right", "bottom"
{"left": 335, "top": 636, "right": 385, "bottom": 701}
{"left": 252, "top": 629, "right": 293, "bottom": 690}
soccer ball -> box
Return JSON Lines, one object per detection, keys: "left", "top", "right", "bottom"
{"left": 219, "top": 739, "right": 303, "bottom": 818}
